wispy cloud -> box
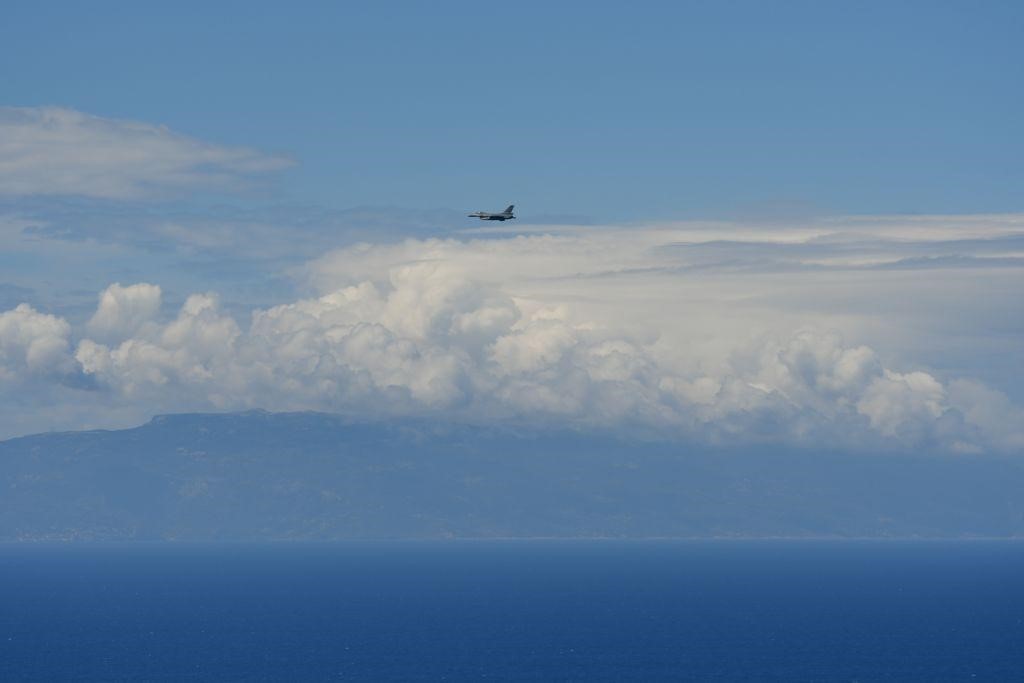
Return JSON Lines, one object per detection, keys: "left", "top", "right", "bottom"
{"left": 0, "top": 107, "right": 293, "bottom": 199}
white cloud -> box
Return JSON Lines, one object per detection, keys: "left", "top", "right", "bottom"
{"left": 0, "top": 304, "right": 76, "bottom": 382}
{"left": 0, "top": 215, "right": 1022, "bottom": 452}
{"left": 947, "top": 379, "right": 1024, "bottom": 452}
{"left": 0, "top": 107, "right": 293, "bottom": 199}
{"left": 87, "top": 283, "right": 163, "bottom": 344}
{"left": 857, "top": 370, "right": 947, "bottom": 440}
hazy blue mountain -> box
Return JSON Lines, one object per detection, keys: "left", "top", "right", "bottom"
{"left": 2, "top": 411, "right": 1022, "bottom": 541}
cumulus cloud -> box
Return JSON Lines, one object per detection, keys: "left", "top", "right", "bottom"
{"left": 0, "top": 107, "right": 293, "bottom": 199}
{"left": 947, "top": 380, "right": 1024, "bottom": 453}
{"left": 58, "top": 271, "right": 1020, "bottom": 452}
{"left": 0, "top": 216, "right": 1022, "bottom": 453}
{"left": 857, "top": 370, "right": 947, "bottom": 439}
{"left": 0, "top": 304, "right": 77, "bottom": 382}
{"left": 87, "top": 283, "right": 163, "bottom": 344}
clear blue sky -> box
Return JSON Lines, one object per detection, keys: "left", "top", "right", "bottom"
{"left": 3, "top": 0, "right": 1021, "bottom": 220}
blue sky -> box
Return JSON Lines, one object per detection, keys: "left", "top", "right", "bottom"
{"left": 3, "top": 1, "right": 1021, "bottom": 219}
{"left": 0, "top": 2, "right": 1022, "bottom": 451}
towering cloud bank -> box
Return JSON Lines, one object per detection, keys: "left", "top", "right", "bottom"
{"left": 1, "top": 217, "right": 1022, "bottom": 452}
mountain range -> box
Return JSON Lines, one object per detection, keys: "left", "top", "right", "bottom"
{"left": 2, "top": 411, "right": 1022, "bottom": 541}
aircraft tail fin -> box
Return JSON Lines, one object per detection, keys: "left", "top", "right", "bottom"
{"left": 504, "top": 205, "right": 515, "bottom": 214}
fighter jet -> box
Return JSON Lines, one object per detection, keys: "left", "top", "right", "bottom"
{"left": 468, "top": 205, "right": 515, "bottom": 221}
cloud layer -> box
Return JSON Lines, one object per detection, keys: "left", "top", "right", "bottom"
{"left": 0, "top": 107, "right": 293, "bottom": 199}
{"left": 2, "top": 216, "right": 1022, "bottom": 453}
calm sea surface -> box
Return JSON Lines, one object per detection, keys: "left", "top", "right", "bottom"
{"left": 1, "top": 541, "right": 1021, "bottom": 681}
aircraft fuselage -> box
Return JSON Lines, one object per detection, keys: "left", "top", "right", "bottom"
{"left": 469, "top": 213, "right": 513, "bottom": 221}
{"left": 468, "top": 205, "right": 515, "bottom": 221}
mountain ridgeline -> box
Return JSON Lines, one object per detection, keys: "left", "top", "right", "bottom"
{"left": 2, "top": 411, "right": 1022, "bottom": 541}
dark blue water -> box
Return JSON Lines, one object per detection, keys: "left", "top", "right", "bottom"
{"left": 1, "top": 541, "right": 1021, "bottom": 681}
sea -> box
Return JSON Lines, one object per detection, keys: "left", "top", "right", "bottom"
{"left": 1, "top": 541, "right": 1021, "bottom": 681}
